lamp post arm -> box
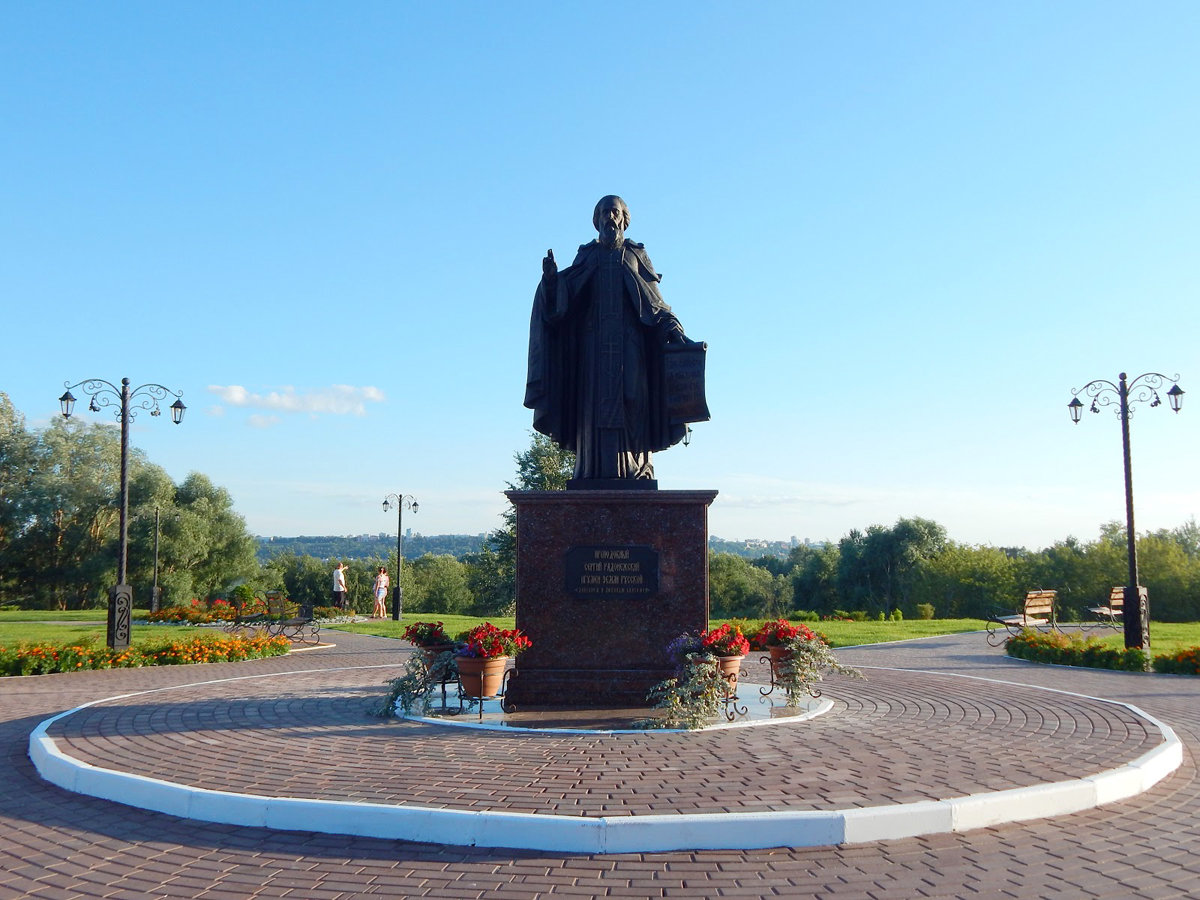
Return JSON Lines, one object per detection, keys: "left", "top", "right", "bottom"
{"left": 1124, "top": 372, "right": 1181, "bottom": 408}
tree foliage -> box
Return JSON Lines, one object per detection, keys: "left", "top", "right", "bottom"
{"left": 0, "top": 393, "right": 258, "bottom": 609}
{"left": 484, "top": 433, "right": 576, "bottom": 614}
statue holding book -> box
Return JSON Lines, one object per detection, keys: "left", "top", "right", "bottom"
{"left": 524, "top": 195, "right": 708, "bottom": 486}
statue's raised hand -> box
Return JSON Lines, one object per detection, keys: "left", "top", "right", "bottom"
{"left": 542, "top": 249, "right": 557, "bottom": 279}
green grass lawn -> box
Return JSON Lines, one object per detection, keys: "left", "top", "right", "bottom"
{"left": 0, "top": 609, "right": 112, "bottom": 622}
{"left": 328, "top": 615, "right": 1200, "bottom": 657}
{"left": 732, "top": 618, "right": 990, "bottom": 648}
{"left": 333, "top": 614, "right": 516, "bottom": 641}
{"left": 1076, "top": 622, "right": 1200, "bottom": 658}
{"left": 6, "top": 609, "right": 1200, "bottom": 659}
{"left": 0, "top": 621, "right": 209, "bottom": 647}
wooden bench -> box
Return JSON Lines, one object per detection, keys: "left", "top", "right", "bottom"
{"left": 986, "top": 589, "right": 1057, "bottom": 646}
{"left": 1086, "top": 586, "right": 1125, "bottom": 629}
{"left": 264, "top": 590, "right": 321, "bottom": 644}
{"left": 222, "top": 595, "right": 271, "bottom": 634}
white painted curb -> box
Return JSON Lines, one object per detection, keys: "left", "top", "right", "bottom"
{"left": 28, "top": 666, "right": 1183, "bottom": 854}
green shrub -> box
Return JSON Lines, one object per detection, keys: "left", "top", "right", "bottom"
{"left": 915, "top": 603, "right": 935, "bottom": 620}
{"left": 1152, "top": 646, "right": 1200, "bottom": 675}
{"left": 790, "top": 609, "right": 820, "bottom": 622}
{"left": 1005, "top": 628, "right": 1147, "bottom": 672}
{"left": 891, "top": 609, "right": 903, "bottom": 621}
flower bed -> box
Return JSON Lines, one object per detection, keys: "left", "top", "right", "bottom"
{"left": 0, "top": 633, "right": 290, "bottom": 676}
{"left": 1153, "top": 646, "right": 1200, "bottom": 675}
{"left": 145, "top": 600, "right": 343, "bottom": 625}
{"left": 1005, "top": 628, "right": 1150, "bottom": 672}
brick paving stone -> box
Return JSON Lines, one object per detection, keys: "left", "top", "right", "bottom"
{"left": 4, "top": 632, "right": 1200, "bottom": 899}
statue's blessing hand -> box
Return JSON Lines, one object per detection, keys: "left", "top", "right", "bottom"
{"left": 542, "top": 249, "right": 557, "bottom": 278}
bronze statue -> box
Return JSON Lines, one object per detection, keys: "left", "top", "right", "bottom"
{"left": 524, "top": 196, "right": 704, "bottom": 485}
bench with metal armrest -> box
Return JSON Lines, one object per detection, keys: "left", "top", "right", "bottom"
{"left": 1086, "top": 586, "right": 1125, "bottom": 629}
{"left": 986, "top": 589, "right": 1057, "bottom": 646}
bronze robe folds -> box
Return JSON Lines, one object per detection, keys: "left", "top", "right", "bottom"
{"left": 524, "top": 239, "right": 687, "bottom": 481}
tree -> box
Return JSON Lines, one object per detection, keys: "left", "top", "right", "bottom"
{"left": 475, "top": 433, "right": 575, "bottom": 613}
{"left": 408, "top": 553, "right": 472, "bottom": 614}
{"left": 837, "top": 517, "right": 947, "bottom": 615}
{"left": 463, "top": 543, "right": 511, "bottom": 616}
{"left": 709, "top": 551, "right": 789, "bottom": 618}
{"left": 0, "top": 393, "right": 37, "bottom": 600}
{"left": 911, "top": 543, "right": 1022, "bottom": 619}
{"left": 5, "top": 418, "right": 128, "bottom": 609}
{"left": 793, "top": 543, "right": 840, "bottom": 613}
{"left": 162, "top": 473, "right": 258, "bottom": 602}
{"left": 1024, "top": 535, "right": 1123, "bottom": 618}
{"left": 262, "top": 552, "right": 329, "bottom": 611}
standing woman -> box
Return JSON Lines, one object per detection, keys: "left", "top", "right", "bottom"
{"left": 372, "top": 566, "right": 390, "bottom": 619}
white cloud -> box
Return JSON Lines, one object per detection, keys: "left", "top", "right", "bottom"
{"left": 207, "top": 384, "right": 386, "bottom": 416}
{"left": 247, "top": 414, "right": 282, "bottom": 429}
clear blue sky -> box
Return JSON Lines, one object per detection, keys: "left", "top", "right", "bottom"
{"left": 2, "top": 2, "right": 1196, "bottom": 549}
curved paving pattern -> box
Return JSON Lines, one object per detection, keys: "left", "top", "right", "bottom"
{"left": 3, "top": 631, "right": 1199, "bottom": 899}
{"left": 39, "top": 663, "right": 1164, "bottom": 816}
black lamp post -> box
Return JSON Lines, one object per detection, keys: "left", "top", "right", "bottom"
{"left": 132, "top": 505, "right": 179, "bottom": 614}
{"left": 60, "top": 378, "right": 185, "bottom": 648}
{"left": 1068, "top": 372, "right": 1183, "bottom": 654}
{"left": 382, "top": 493, "right": 418, "bottom": 621}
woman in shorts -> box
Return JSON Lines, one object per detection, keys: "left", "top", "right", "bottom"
{"left": 372, "top": 566, "right": 390, "bottom": 619}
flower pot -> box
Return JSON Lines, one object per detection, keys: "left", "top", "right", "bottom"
{"left": 456, "top": 655, "right": 508, "bottom": 699}
{"left": 716, "top": 654, "right": 744, "bottom": 681}
{"left": 419, "top": 643, "right": 456, "bottom": 673}
{"left": 768, "top": 645, "right": 794, "bottom": 679}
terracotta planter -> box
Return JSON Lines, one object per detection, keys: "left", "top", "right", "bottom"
{"left": 768, "top": 645, "right": 794, "bottom": 679}
{"left": 716, "top": 654, "right": 745, "bottom": 681}
{"left": 456, "top": 655, "right": 508, "bottom": 699}
{"left": 418, "top": 643, "right": 456, "bottom": 672}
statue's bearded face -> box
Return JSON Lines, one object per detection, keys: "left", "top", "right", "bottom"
{"left": 596, "top": 199, "right": 627, "bottom": 247}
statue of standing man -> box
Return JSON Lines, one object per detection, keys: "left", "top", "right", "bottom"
{"left": 524, "top": 196, "right": 705, "bottom": 486}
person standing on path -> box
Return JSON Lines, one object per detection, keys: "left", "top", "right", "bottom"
{"left": 332, "top": 562, "right": 348, "bottom": 611}
{"left": 371, "top": 566, "right": 389, "bottom": 619}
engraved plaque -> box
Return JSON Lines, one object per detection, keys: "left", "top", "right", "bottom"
{"left": 565, "top": 546, "right": 659, "bottom": 599}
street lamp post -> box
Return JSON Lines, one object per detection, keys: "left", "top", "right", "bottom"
{"left": 382, "top": 493, "right": 418, "bottom": 621}
{"left": 128, "top": 505, "right": 180, "bottom": 613}
{"left": 152, "top": 505, "right": 163, "bottom": 613}
{"left": 60, "top": 378, "right": 185, "bottom": 648}
{"left": 1068, "top": 372, "right": 1183, "bottom": 654}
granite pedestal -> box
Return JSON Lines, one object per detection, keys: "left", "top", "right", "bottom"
{"left": 504, "top": 489, "right": 717, "bottom": 708}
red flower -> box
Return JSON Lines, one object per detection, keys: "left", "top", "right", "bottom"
{"left": 700, "top": 623, "right": 750, "bottom": 657}
{"left": 752, "top": 618, "right": 817, "bottom": 649}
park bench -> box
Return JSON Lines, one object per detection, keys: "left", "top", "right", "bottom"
{"left": 1086, "top": 586, "right": 1125, "bottom": 629}
{"left": 222, "top": 595, "right": 271, "bottom": 634}
{"left": 986, "top": 589, "right": 1057, "bottom": 646}
{"left": 263, "top": 590, "right": 321, "bottom": 644}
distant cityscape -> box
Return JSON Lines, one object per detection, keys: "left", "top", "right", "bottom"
{"left": 256, "top": 533, "right": 825, "bottom": 562}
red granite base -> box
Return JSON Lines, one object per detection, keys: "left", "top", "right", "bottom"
{"left": 504, "top": 489, "right": 717, "bottom": 709}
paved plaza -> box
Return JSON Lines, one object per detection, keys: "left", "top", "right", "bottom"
{"left": 3, "top": 630, "right": 1200, "bottom": 899}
